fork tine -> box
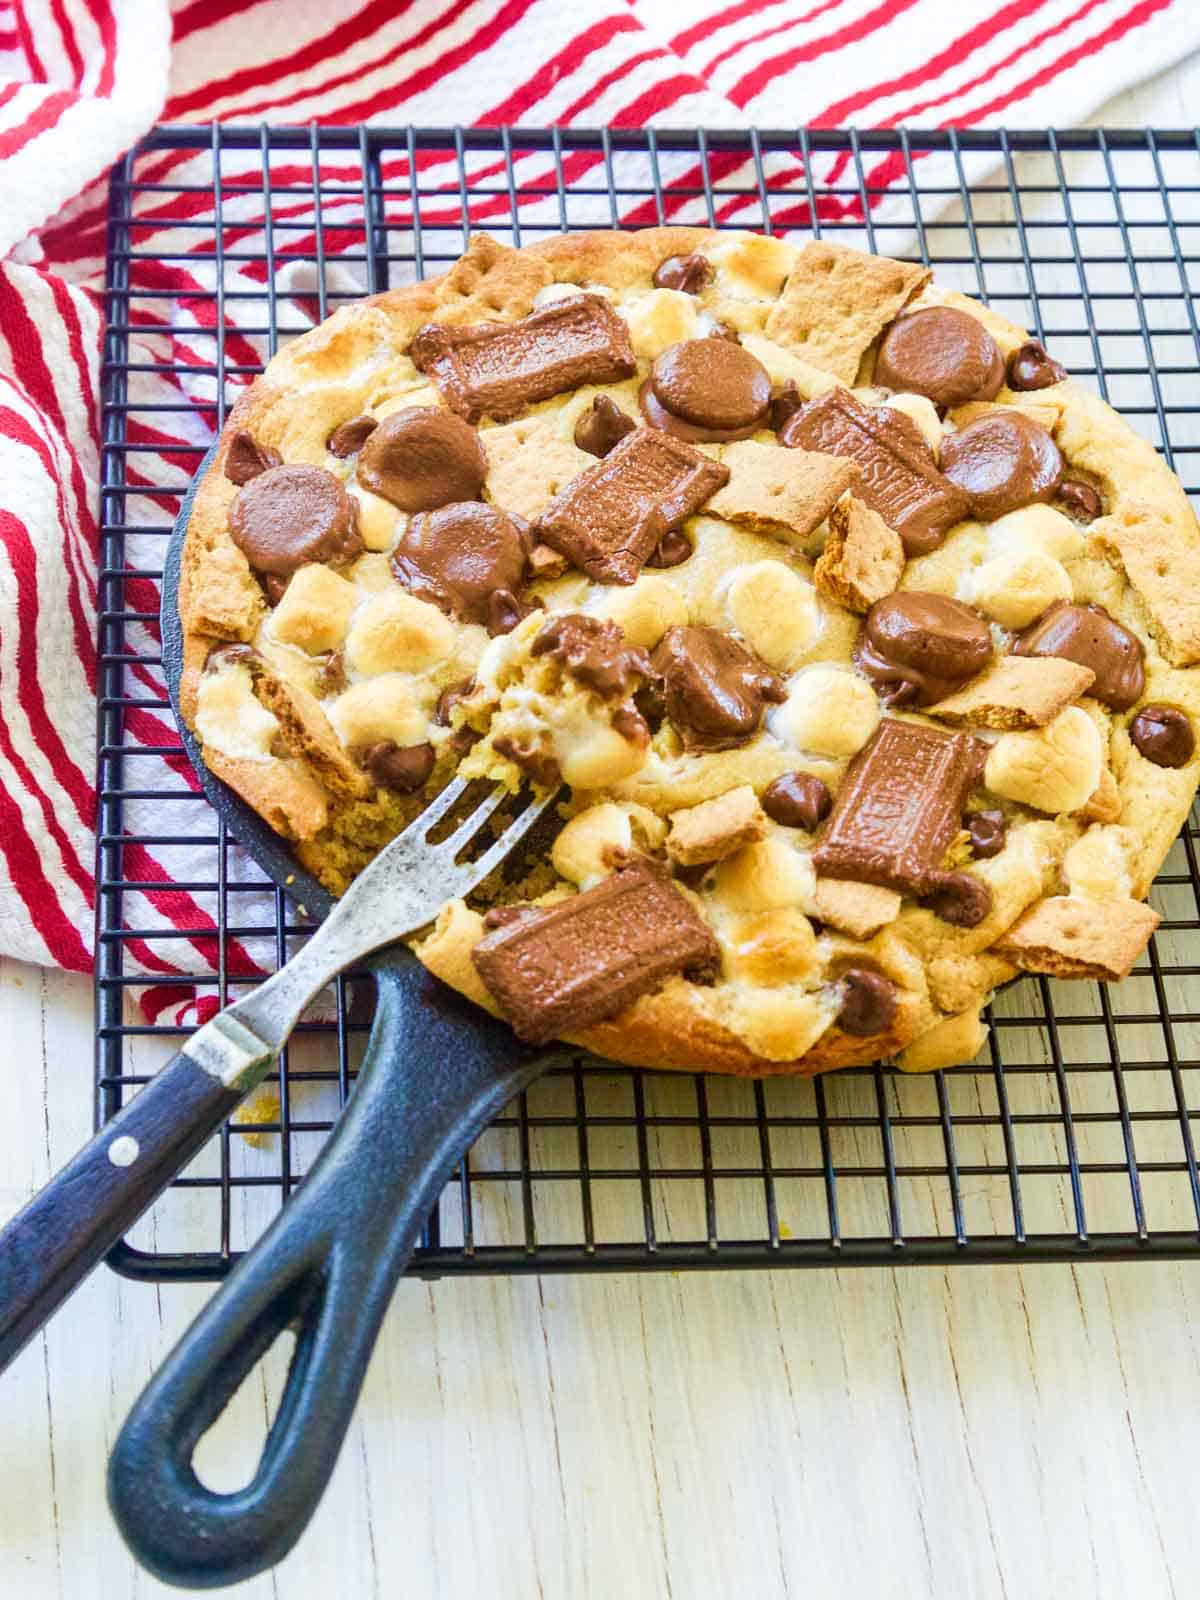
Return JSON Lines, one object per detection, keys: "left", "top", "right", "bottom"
{"left": 438, "top": 781, "right": 512, "bottom": 856}
{"left": 464, "top": 790, "right": 558, "bottom": 881}
{"left": 401, "top": 775, "right": 471, "bottom": 838}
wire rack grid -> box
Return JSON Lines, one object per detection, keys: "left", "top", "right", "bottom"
{"left": 97, "top": 125, "right": 1200, "bottom": 1281}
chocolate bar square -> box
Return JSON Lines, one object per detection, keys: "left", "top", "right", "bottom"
{"left": 534, "top": 427, "right": 729, "bottom": 584}
{"left": 472, "top": 861, "right": 719, "bottom": 1045}
{"left": 410, "top": 294, "right": 636, "bottom": 423}
{"left": 813, "top": 719, "right": 985, "bottom": 895}
{"left": 780, "top": 387, "right": 969, "bottom": 556}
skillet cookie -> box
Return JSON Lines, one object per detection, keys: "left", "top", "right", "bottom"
{"left": 180, "top": 228, "right": 1200, "bottom": 1077}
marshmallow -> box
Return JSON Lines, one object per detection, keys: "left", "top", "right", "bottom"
{"left": 269, "top": 564, "right": 359, "bottom": 655}
{"left": 345, "top": 588, "right": 456, "bottom": 676}
{"left": 195, "top": 663, "right": 279, "bottom": 761}
{"left": 883, "top": 391, "right": 942, "bottom": 455}
{"left": 591, "top": 575, "right": 688, "bottom": 649}
{"left": 969, "top": 547, "right": 1073, "bottom": 628}
{"left": 711, "top": 233, "right": 798, "bottom": 300}
{"left": 1063, "top": 825, "right": 1134, "bottom": 900}
{"left": 721, "top": 907, "right": 819, "bottom": 984}
{"left": 988, "top": 503, "right": 1085, "bottom": 563}
{"left": 712, "top": 838, "right": 816, "bottom": 915}
{"left": 771, "top": 665, "right": 880, "bottom": 758}
{"left": 620, "top": 288, "right": 700, "bottom": 360}
{"left": 984, "top": 705, "right": 1102, "bottom": 814}
{"left": 328, "top": 676, "right": 429, "bottom": 749}
{"left": 554, "top": 708, "right": 648, "bottom": 790}
{"left": 724, "top": 987, "right": 834, "bottom": 1062}
{"left": 348, "top": 484, "right": 401, "bottom": 552}
{"left": 551, "top": 803, "right": 633, "bottom": 887}
{"left": 724, "top": 560, "right": 821, "bottom": 670}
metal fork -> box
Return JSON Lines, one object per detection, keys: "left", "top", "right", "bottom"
{"left": 0, "top": 777, "right": 555, "bottom": 1377}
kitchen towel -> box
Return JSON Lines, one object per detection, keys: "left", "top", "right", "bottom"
{"left": 1, "top": 0, "right": 1197, "bottom": 1017}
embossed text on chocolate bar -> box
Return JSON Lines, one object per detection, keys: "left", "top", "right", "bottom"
{"left": 534, "top": 427, "right": 729, "bottom": 584}
{"left": 410, "top": 294, "right": 637, "bottom": 423}
{"left": 813, "top": 718, "right": 985, "bottom": 895}
{"left": 472, "top": 860, "right": 720, "bottom": 1045}
{"left": 780, "top": 387, "right": 969, "bottom": 556}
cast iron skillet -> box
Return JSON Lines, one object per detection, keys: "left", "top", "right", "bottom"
{"left": 105, "top": 449, "right": 566, "bottom": 1587}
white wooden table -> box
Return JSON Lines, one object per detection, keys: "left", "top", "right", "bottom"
{"left": 7, "top": 66, "right": 1200, "bottom": 1599}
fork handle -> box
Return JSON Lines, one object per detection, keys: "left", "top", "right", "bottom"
{"left": 108, "top": 956, "right": 551, "bottom": 1589}
{"left": 0, "top": 1053, "right": 244, "bottom": 1375}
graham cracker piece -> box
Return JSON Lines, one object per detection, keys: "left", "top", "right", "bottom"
{"left": 927, "top": 656, "right": 1096, "bottom": 730}
{"left": 1092, "top": 499, "right": 1200, "bottom": 666}
{"left": 184, "top": 540, "right": 265, "bottom": 641}
{"left": 204, "top": 749, "right": 328, "bottom": 842}
{"left": 1074, "top": 765, "right": 1122, "bottom": 824}
{"left": 764, "top": 242, "right": 931, "bottom": 384}
{"left": 251, "top": 667, "right": 371, "bottom": 801}
{"left": 706, "top": 440, "right": 856, "bottom": 546}
{"left": 666, "top": 785, "right": 768, "bottom": 866}
{"left": 814, "top": 877, "right": 902, "bottom": 939}
{"left": 995, "top": 894, "right": 1159, "bottom": 980}
{"left": 483, "top": 413, "right": 595, "bottom": 522}
{"left": 431, "top": 231, "right": 552, "bottom": 323}
{"left": 813, "top": 494, "right": 904, "bottom": 613}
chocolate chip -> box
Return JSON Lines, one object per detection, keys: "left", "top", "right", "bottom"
{"left": 1130, "top": 704, "right": 1195, "bottom": 768}
{"left": 356, "top": 407, "right": 486, "bottom": 513}
{"left": 967, "top": 809, "right": 1007, "bottom": 859}
{"left": 761, "top": 772, "right": 831, "bottom": 831}
{"left": 326, "top": 413, "right": 378, "bottom": 458}
{"left": 653, "top": 253, "right": 713, "bottom": 294}
{"left": 259, "top": 571, "right": 288, "bottom": 607}
{"left": 393, "top": 502, "right": 529, "bottom": 633}
{"left": 650, "top": 625, "right": 786, "bottom": 752}
{"left": 224, "top": 430, "right": 281, "bottom": 486}
{"left": 922, "top": 870, "right": 992, "bottom": 928}
{"left": 940, "top": 411, "right": 1063, "bottom": 521}
{"left": 1056, "top": 478, "right": 1103, "bottom": 522}
{"left": 573, "top": 393, "right": 636, "bottom": 458}
{"left": 856, "top": 592, "right": 992, "bottom": 707}
{"left": 874, "top": 307, "right": 1004, "bottom": 410}
{"left": 435, "top": 676, "right": 475, "bottom": 726}
{"left": 487, "top": 590, "right": 526, "bottom": 636}
{"left": 1006, "top": 340, "right": 1068, "bottom": 391}
{"left": 358, "top": 740, "right": 436, "bottom": 793}
{"left": 781, "top": 387, "right": 969, "bottom": 557}
{"left": 769, "top": 380, "right": 803, "bottom": 435}
{"left": 493, "top": 734, "right": 562, "bottom": 789}
{"left": 1014, "top": 602, "right": 1144, "bottom": 710}
{"left": 644, "top": 340, "right": 771, "bottom": 441}
{"left": 645, "top": 527, "right": 693, "bottom": 569}
{"left": 205, "top": 641, "right": 257, "bottom": 671}
{"left": 531, "top": 613, "right": 652, "bottom": 698}
{"left": 411, "top": 294, "right": 637, "bottom": 423}
{"left": 611, "top": 705, "right": 650, "bottom": 747}
{"left": 837, "top": 969, "right": 898, "bottom": 1036}
{"left": 230, "top": 464, "right": 362, "bottom": 576}
{"left": 316, "top": 650, "right": 348, "bottom": 697}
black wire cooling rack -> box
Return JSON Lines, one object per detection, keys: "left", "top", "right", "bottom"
{"left": 97, "top": 125, "right": 1200, "bottom": 1280}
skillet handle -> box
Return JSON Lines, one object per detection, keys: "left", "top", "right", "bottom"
{"left": 108, "top": 958, "right": 550, "bottom": 1590}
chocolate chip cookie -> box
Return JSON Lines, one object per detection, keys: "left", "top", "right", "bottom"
{"left": 180, "top": 228, "right": 1200, "bottom": 1076}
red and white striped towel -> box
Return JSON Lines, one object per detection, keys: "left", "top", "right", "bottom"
{"left": 2, "top": 0, "right": 1197, "bottom": 1019}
